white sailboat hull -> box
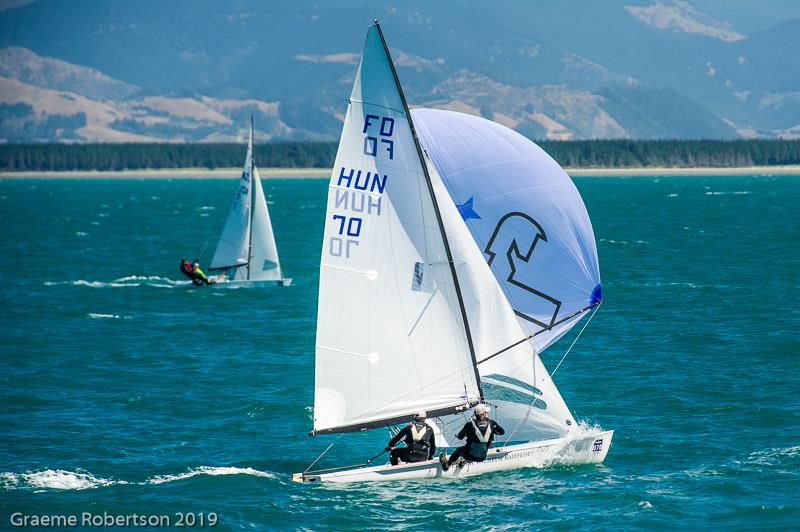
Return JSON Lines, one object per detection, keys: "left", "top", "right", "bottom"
{"left": 209, "top": 276, "right": 292, "bottom": 287}
{"left": 294, "top": 429, "right": 613, "bottom": 484}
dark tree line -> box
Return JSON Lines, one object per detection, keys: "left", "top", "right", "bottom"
{"left": 538, "top": 139, "right": 800, "bottom": 168}
{"left": 0, "top": 142, "right": 338, "bottom": 171}
{"left": 2, "top": 140, "right": 800, "bottom": 171}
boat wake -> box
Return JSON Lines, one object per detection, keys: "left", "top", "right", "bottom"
{"left": 44, "top": 276, "right": 192, "bottom": 289}
{"left": 147, "top": 466, "right": 276, "bottom": 485}
{"left": 1, "top": 466, "right": 275, "bottom": 492}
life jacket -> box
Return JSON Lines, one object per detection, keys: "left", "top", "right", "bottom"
{"left": 468, "top": 419, "right": 493, "bottom": 459}
{"left": 180, "top": 260, "right": 194, "bottom": 278}
{"left": 408, "top": 421, "right": 431, "bottom": 456}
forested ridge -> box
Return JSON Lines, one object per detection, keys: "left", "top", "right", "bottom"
{"left": 2, "top": 140, "right": 800, "bottom": 171}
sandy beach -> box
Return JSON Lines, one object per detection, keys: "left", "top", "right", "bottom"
{"left": 2, "top": 165, "right": 800, "bottom": 179}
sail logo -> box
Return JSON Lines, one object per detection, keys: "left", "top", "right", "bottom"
{"left": 231, "top": 167, "right": 251, "bottom": 211}
{"left": 593, "top": 438, "right": 603, "bottom": 453}
{"left": 362, "top": 114, "right": 394, "bottom": 159}
{"left": 484, "top": 212, "right": 562, "bottom": 330}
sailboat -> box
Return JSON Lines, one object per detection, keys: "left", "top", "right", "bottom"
{"left": 208, "top": 117, "right": 291, "bottom": 287}
{"left": 293, "top": 22, "right": 611, "bottom": 484}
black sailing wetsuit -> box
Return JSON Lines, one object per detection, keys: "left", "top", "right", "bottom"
{"left": 387, "top": 420, "right": 436, "bottom": 465}
{"left": 447, "top": 417, "right": 505, "bottom": 466}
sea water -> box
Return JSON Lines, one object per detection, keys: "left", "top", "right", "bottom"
{"left": 0, "top": 175, "right": 798, "bottom": 529}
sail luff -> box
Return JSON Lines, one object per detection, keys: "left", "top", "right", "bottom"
{"left": 372, "top": 21, "right": 483, "bottom": 399}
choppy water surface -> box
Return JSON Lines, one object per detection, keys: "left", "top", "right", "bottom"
{"left": 1, "top": 175, "right": 798, "bottom": 529}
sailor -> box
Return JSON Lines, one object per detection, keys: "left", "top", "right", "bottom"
{"left": 179, "top": 257, "right": 202, "bottom": 285}
{"left": 191, "top": 258, "right": 213, "bottom": 285}
{"left": 385, "top": 411, "right": 436, "bottom": 465}
{"left": 440, "top": 403, "right": 504, "bottom": 471}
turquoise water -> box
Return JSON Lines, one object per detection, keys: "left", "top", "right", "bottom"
{"left": 1, "top": 175, "right": 798, "bottom": 530}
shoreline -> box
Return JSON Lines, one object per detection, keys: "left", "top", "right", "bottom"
{"left": 2, "top": 165, "right": 800, "bottom": 178}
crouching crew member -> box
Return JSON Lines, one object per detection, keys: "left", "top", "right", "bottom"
{"left": 440, "top": 403, "right": 504, "bottom": 471}
{"left": 386, "top": 411, "right": 436, "bottom": 465}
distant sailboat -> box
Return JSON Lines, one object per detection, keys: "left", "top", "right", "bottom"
{"left": 293, "top": 22, "right": 610, "bottom": 484}
{"left": 209, "top": 117, "right": 291, "bottom": 286}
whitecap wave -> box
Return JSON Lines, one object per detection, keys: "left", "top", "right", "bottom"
{"left": 1, "top": 469, "right": 126, "bottom": 491}
{"left": 705, "top": 191, "right": 752, "bottom": 196}
{"left": 146, "top": 467, "right": 275, "bottom": 485}
{"left": 87, "top": 313, "right": 120, "bottom": 319}
{"left": 2, "top": 466, "right": 274, "bottom": 491}
{"left": 113, "top": 275, "right": 174, "bottom": 283}
{"left": 75, "top": 280, "right": 135, "bottom": 288}
{"left": 45, "top": 276, "right": 190, "bottom": 289}
{"left": 745, "top": 445, "right": 800, "bottom": 466}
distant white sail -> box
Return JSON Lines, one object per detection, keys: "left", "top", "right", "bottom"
{"left": 312, "top": 25, "right": 480, "bottom": 435}
{"left": 210, "top": 128, "right": 253, "bottom": 274}
{"left": 248, "top": 165, "right": 283, "bottom": 281}
{"left": 210, "top": 119, "right": 286, "bottom": 283}
{"left": 413, "top": 109, "right": 601, "bottom": 354}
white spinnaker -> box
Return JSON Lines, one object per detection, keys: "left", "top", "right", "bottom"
{"left": 413, "top": 109, "right": 601, "bottom": 354}
{"left": 210, "top": 129, "right": 253, "bottom": 275}
{"left": 428, "top": 156, "right": 575, "bottom": 444}
{"left": 312, "top": 25, "right": 480, "bottom": 434}
{"left": 248, "top": 166, "right": 283, "bottom": 281}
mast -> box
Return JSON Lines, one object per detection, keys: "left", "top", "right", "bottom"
{"left": 246, "top": 113, "right": 255, "bottom": 281}
{"left": 373, "top": 21, "right": 484, "bottom": 399}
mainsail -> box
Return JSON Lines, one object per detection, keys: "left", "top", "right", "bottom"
{"left": 210, "top": 127, "right": 253, "bottom": 274}
{"left": 312, "top": 24, "right": 481, "bottom": 435}
{"left": 210, "top": 119, "right": 284, "bottom": 282}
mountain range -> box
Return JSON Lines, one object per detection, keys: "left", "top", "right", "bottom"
{"left": 1, "top": 0, "right": 798, "bottom": 142}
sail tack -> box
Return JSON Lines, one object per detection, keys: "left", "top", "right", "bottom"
{"left": 312, "top": 25, "right": 481, "bottom": 435}
{"left": 412, "top": 109, "right": 601, "bottom": 354}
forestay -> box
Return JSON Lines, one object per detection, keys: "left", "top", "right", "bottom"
{"left": 312, "top": 25, "right": 481, "bottom": 435}
{"left": 412, "top": 109, "right": 602, "bottom": 354}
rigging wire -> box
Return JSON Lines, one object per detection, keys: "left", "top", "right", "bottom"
{"left": 500, "top": 303, "right": 601, "bottom": 449}
{"left": 551, "top": 303, "right": 601, "bottom": 377}
{"left": 303, "top": 433, "right": 344, "bottom": 474}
